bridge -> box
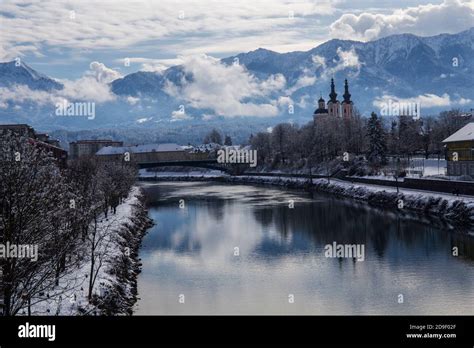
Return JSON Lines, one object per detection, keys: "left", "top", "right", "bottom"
{"left": 95, "top": 143, "right": 249, "bottom": 174}
{"left": 137, "top": 158, "right": 239, "bottom": 173}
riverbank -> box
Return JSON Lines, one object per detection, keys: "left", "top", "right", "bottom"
{"left": 139, "top": 173, "right": 474, "bottom": 227}
{"left": 29, "top": 186, "right": 153, "bottom": 315}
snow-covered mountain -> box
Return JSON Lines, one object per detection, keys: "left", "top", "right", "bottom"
{"left": 111, "top": 27, "right": 474, "bottom": 118}
{"left": 0, "top": 60, "right": 63, "bottom": 91}
{"left": 1, "top": 27, "right": 473, "bottom": 131}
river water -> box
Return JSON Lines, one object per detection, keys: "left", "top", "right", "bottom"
{"left": 135, "top": 181, "right": 474, "bottom": 315}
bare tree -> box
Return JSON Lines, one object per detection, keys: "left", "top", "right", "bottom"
{"left": 0, "top": 133, "right": 79, "bottom": 315}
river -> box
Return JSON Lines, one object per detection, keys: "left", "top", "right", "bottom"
{"left": 135, "top": 181, "right": 474, "bottom": 315}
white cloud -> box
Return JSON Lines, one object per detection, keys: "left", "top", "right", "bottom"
{"left": 87, "top": 61, "right": 122, "bottom": 83}
{"left": 59, "top": 78, "right": 116, "bottom": 104}
{"left": 286, "top": 55, "right": 327, "bottom": 94}
{"left": 259, "top": 74, "right": 286, "bottom": 93}
{"left": 1, "top": 0, "right": 338, "bottom": 59}
{"left": 326, "top": 47, "right": 361, "bottom": 77}
{"left": 0, "top": 85, "right": 64, "bottom": 106}
{"left": 163, "top": 54, "right": 283, "bottom": 118}
{"left": 126, "top": 96, "right": 140, "bottom": 105}
{"left": 118, "top": 57, "right": 185, "bottom": 73}
{"left": 287, "top": 69, "right": 316, "bottom": 94}
{"left": 373, "top": 93, "right": 472, "bottom": 109}
{"left": 202, "top": 114, "right": 216, "bottom": 121}
{"left": 312, "top": 55, "right": 326, "bottom": 69}
{"left": 0, "top": 61, "right": 117, "bottom": 106}
{"left": 0, "top": 44, "right": 43, "bottom": 61}
{"left": 277, "top": 96, "right": 294, "bottom": 107}
{"left": 297, "top": 95, "right": 310, "bottom": 108}
{"left": 136, "top": 117, "right": 153, "bottom": 123}
{"left": 330, "top": 0, "right": 474, "bottom": 41}
{"left": 171, "top": 110, "right": 193, "bottom": 121}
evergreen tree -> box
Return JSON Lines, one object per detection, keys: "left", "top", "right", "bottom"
{"left": 203, "top": 129, "right": 222, "bottom": 145}
{"left": 224, "top": 135, "right": 232, "bottom": 146}
{"left": 366, "top": 112, "right": 387, "bottom": 170}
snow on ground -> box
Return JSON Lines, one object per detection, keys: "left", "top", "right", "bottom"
{"left": 223, "top": 175, "right": 474, "bottom": 225}
{"left": 405, "top": 157, "right": 447, "bottom": 177}
{"left": 230, "top": 174, "right": 473, "bottom": 202}
{"left": 27, "top": 186, "right": 142, "bottom": 315}
{"left": 328, "top": 178, "right": 474, "bottom": 203}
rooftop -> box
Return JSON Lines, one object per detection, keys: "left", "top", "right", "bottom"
{"left": 442, "top": 123, "right": 474, "bottom": 143}
{"left": 96, "top": 143, "right": 185, "bottom": 155}
{"left": 71, "top": 139, "right": 123, "bottom": 144}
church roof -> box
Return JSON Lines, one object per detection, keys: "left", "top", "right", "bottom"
{"left": 314, "top": 108, "right": 328, "bottom": 114}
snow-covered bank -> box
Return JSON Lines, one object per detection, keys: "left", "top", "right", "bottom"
{"left": 230, "top": 175, "right": 474, "bottom": 226}
{"left": 140, "top": 174, "right": 474, "bottom": 227}
{"left": 28, "top": 186, "right": 153, "bottom": 315}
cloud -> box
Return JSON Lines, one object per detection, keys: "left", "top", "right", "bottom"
{"left": 312, "top": 55, "right": 326, "bottom": 69}
{"left": 287, "top": 68, "right": 317, "bottom": 94}
{"left": 1, "top": 0, "right": 338, "bottom": 59}
{"left": 327, "top": 47, "right": 361, "bottom": 77}
{"left": 373, "top": 93, "right": 472, "bottom": 110}
{"left": 171, "top": 110, "right": 193, "bottom": 121}
{"left": 0, "top": 61, "right": 117, "bottom": 106}
{"left": 126, "top": 96, "right": 140, "bottom": 105}
{"left": 0, "top": 44, "right": 43, "bottom": 61}
{"left": 202, "top": 114, "right": 216, "bottom": 121}
{"left": 163, "top": 54, "right": 283, "bottom": 118}
{"left": 285, "top": 55, "right": 328, "bottom": 94}
{"left": 60, "top": 77, "right": 116, "bottom": 103}
{"left": 117, "top": 57, "right": 185, "bottom": 73}
{"left": 0, "top": 85, "right": 64, "bottom": 106}
{"left": 87, "top": 61, "right": 122, "bottom": 83}
{"left": 277, "top": 96, "right": 294, "bottom": 107}
{"left": 330, "top": 0, "right": 474, "bottom": 41}
{"left": 136, "top": 117, "right": 153, "bottom": 123}
{"left": 297, "top": 95, "right": 310, "bottom": 108}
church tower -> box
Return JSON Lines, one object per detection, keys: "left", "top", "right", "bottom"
{"left": 327, "top": 78, "right": 340, "bottom": 117}
{"left": 341, "top": 79, "right": 353, "bottom": 119}
{"left": 313, "top": 94, "right": 328, "bottom": 120}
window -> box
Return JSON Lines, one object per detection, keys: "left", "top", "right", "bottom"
{"left": 469, "top": 164, "right": 474, "bottom": 176}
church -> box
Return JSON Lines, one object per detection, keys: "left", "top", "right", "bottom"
{"left": 313, "top": 79, "right": 353, "bottom": 120}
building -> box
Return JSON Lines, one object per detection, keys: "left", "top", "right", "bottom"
{"left": 442, "top": 122, "right": 474, "bottom": 176}
{"left": 69, "top": 140, "right": 123, "bottom": 159}
{"left": 0, "top": 124, "right": 36, "bottom": 138}
{"left": 313, "top": 79, "right": 353, "bottom": 120}
{"left": 96, "top": 143, "right": 209, "bottom": 164}
{"left": 0, "top": 124, "right": 67, "bottom": 167}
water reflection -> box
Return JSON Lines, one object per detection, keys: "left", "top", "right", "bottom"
{"left": 135, "top": 182, "right": 474, "bottom": 315}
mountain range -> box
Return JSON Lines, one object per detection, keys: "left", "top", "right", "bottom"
{"left": 0, "top": 27, "right": 473, "bottom": 136}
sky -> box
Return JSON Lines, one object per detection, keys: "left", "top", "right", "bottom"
{"left": 1, "top": 0, "right": 474, "bottom": 80}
